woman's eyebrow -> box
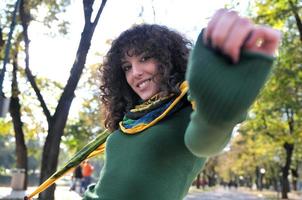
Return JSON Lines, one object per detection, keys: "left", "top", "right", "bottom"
{"left": 120, "top": 59, "right": 129, "bottom": 65}
{"left": 120, "top": 56, "right": 127, "bottom": 62}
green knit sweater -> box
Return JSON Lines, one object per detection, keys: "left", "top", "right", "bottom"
{"left": 83, "top": 32, "right": 274, "bottom": 200}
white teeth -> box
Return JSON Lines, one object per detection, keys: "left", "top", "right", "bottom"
{"left": 138, "top": 79, "right": 150, "bottom": 88}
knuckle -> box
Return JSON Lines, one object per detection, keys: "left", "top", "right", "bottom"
{"left": 223, "top": 44, "right": 232, "bottom": 54}
{"left": 227, "top": 10, "right": 238, "bottom": 17}
{"left": 238, "top": 18, "right": 252, "bottom": 27}
{"left": 212, "top": 32, "right": 224, "bottom": 45}
{"left": 217, "top": 8, "right": 227, "bottom": 14}
{"left": 224, "top": 42, "right": 238, "bottom": 56}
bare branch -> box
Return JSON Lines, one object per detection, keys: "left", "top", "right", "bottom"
{"left": 256, "top": 5, "right": 302, "bottom": 22}
{"left": 19, "top": 0, "right": 52, "bottom": 123}
{"left": 0, "top": 0, "right": 21, "bottom": 95}
{"left": 289, "top": 0, "right": 302, "bottom": 41}
{"left": 0, "top": 26, "right": 4, "bottom": 50}
{"left": 83, "top": 0, "right": 94, "bottom": 24}
{"left": 92, "top": 0, "right": 107, "bottom": 27}
{"left": 53, "top": 0, "right": 107, "bottom": 126}
{"left": 24, "top": 67, "right": 52, "bottom": 122}
{"left": 261, "top": 115, "right": 276, "bottom": 139}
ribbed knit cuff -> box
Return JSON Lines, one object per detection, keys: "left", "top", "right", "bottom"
{"left": 186, "top": 32, "right": 274, "bottom": 124}
{"left": 184, "top": 111, "right": 234, "bottom": 157}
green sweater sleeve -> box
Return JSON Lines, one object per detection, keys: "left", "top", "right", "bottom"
{"left": 184, "top": 31, "right": 274, "bottom": 157}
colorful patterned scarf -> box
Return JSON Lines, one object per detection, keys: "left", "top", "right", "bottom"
{"left": 119, "top": 81, "right": 189, "bottom": 134}
{"left": 25, "top": 81, "right": 191, "bottom": 199}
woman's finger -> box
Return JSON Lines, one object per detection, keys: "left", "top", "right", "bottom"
{"left": 203, "top": 9, "right": 227, "bottom": 45}
{"left": 244, "top": 26, "right": 281, "bottom": 56}
{"left": 222, "top": 18, "right": 253, "bottom": 63}
{"left": 211, "top": 10, "right": 240, "bottom": 49}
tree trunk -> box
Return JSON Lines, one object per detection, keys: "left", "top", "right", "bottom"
{"left": 38, "top": 1, "right": 107, "bottom": 199}
{"left": 0, "top": 26, "right": 4, "bottom": 53}
{"left": 196, "top": 173, "right": 200, "bottom": 189}
{"left": 39, "top": 123, "right": 63, "bottom": 200}
{"left": 255, "top": 166, "right": 260, "bottom": 190}
{"left": 20, "top": 0, "right": 52, "bottom": 124}
{"left": 0, "top": 0, "right": 20, "bottom": 91}
{"left": 291, "top": 168, "right": 298, "bottom": 191}
{"left": 289, "top": 0, "right": 302, "bottom": 41}
{"left": 281, "top": 142, "right": 294, "bottom": 199}
{"left": 9, "top": 47, "right": 28, "bottom": 190}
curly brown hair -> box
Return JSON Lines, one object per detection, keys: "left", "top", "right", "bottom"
{"left": 100, "top": 24, "right": 192, "bottom": 131}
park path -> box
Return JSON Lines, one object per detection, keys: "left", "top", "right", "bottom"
{"left": 1, "top": 185, "right": 301, "bottom": 200}
{"left": 0, "top": 186, "right": 265, "bottom": 200}
{"left": 0, "top": 186, "right": 81, "bottom": 200}
{"left": 185, "top": 187, "right": 266, "bottom": 200}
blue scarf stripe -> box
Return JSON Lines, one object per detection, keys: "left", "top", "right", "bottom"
{"left": 123, "top": 101, "right": 173, "bottom": 129}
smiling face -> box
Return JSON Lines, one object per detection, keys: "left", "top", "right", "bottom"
{"left": 121, "top": 53, "right": 161, "bottom": 101}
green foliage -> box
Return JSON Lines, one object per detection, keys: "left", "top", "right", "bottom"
{"left": 250, "top": 0, "right": 302, "bottom": 171}
{"left": 63, "top": 64, "right": 104, "bottom": 154}
{"left": 204, "top": 0, "right": 302, "bottom": 187}
{"left": 23, "top": 0, "right": 71, "bottom": 34}
{"left": 0, "top": 0, "right": 72, "bottom": 175}
{"left": 0, "top": 134, "right": 15, "bottom": 173}
{"left": 0, "top": 118, "right": 12, "bottom": 135}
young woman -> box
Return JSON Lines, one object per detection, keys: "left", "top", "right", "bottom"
{"left": 83, "top": 9, "right": 280, "bottom": 200}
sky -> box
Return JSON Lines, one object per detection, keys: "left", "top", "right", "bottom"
{"left": 0, "top": 0, "right": 251, "bottom": 138}
{"left": 28, "top": 0, "right": 249, "bottom": 83}
{"left": 25, "top": 0, "right": 249, "bottom": 120}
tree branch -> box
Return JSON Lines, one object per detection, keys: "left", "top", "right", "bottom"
{"left": 10, "top": 37, "right": 28, "bottom": 190}
{"left": 19, "top": 0, "right": 52, "bottom": 123}
{"left": 0, "top": 0, "right": 20, "bottom": 95}
{"left": 83, "top": 0, "right": 94, "bottom": 24}
{"left": 24, "top": 68, "right": 52, "bottom": 122}
{"left": 261, "top": 114, "right": 276, "bottom": 139}
{"left": 285, "top": 107, "right": 295, "bottom": 135}
{"left": 92, "top": 0, "right": 107, "bottom": 27}
{"left": 289, "top": 0, "right": 302, "bottom": 41}
{"left": 53, "top": 0, "right": 107, "bottom": 127}
{"left": 256, "top": 5, "right": 302, "bottom": 23}
{"left": 0, "top": 26, "right": 4, "bottom": 51}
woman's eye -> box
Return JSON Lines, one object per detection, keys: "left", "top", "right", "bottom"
{"left": 140, "top": 55, "right": 150, "bottom": 62}
{"left": 122, "top": 65, "right": 131, "bottom": 72}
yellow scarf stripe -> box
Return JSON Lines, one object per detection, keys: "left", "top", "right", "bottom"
{"left": 26, "top": 167, "right": 75, "bottom": 199}
{"left": 191, "top": 100, "right": 196, "bottom": 110}
{"left": 26, "top": 144, "right": 106, "bottom": 199}
{"left": 86, "top": 143, "right": 106, "bottom": 159}
{"left": 119, "top": 81, "right": 189, "bottom": 134}
{"left": 25, "top": 130, "right": 110, "bottom": 200}
{"left": 26, "top": 81, "right": 192, "bottom": 199}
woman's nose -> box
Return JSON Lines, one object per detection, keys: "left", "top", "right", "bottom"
{"left": 132, "top": 64, "right": 143, "bottom": 77}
